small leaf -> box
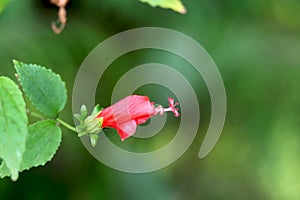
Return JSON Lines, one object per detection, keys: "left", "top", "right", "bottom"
{"left": 0, "top": 0, "right": 10, "bottom": 14}
{"left": 13, "top": 60, "right": 67, "bottom": 117}
{"left": 139, "top": 0, "right": 186, "bottom": 14}
{"left": 0, "top": 76, "right": 28, "bottom": 181}
{"left": 0, "top": 120, "right": 62, "bottom": 178}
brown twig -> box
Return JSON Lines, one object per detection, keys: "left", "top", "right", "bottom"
{"left": 50, "top": 0, "right": 69, "bottom": 34}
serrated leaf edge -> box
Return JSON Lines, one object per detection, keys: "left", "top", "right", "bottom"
{"left": 13, "top": 60, "right": 67, "bottom": 117}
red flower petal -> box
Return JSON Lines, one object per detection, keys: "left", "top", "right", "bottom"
{"left": 117, "top": 120, "right": 137, "bottom": 141}
{"left": 97, "top": 95, "right": 179, "bottom": 141}
{"left": 98, "top": 95, "right": 155, "bottom": 139}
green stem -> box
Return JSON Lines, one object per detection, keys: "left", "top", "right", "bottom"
{"left": 56, "top": 118, "right": 77, "bottom": 133}
{"left": 28, "top": 110, "right": 77, "bottom": 133}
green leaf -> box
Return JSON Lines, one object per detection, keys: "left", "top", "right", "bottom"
{"left": 21, "top": 120, "right": 62, "bottom": 170}
{"left": 0, "top": 76, "right": 28, "bottom": 181}
{"left": 0, "top": 120, "right": 62, "bottom": 178}
{"left": 139, "top": 0, "right": 186, "bottom": 14}
{"left": 13, "top": 60, "right": 67, "bottom": 118}
{"left": 0, "top": 161, "right": 10, "bottom": 177}
{"left": 0, "top": 0, "right": 10, "bottom": 14}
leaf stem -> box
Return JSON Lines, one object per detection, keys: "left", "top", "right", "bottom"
{"left": 56, "top": 118, "right": 77, "bottom": 133}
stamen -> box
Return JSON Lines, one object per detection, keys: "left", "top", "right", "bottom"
{"left": 154, "top": 97, "right": 180, "bottom": 117}
{"left": 155, "top": 105, "right": 165, "bottom": 115}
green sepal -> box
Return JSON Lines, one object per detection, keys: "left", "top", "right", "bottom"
{"left": 90, "top": 134, "right": 98, "bottom": 147}
{"left": 91, "top": 104, "right": 102, "bottom": 115}
{"left": 74, "top": 105, "right": 104, "bottom": 146}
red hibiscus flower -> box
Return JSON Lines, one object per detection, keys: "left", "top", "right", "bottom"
{"left": 97, "top": 95, "right": 180, "bottom": 141}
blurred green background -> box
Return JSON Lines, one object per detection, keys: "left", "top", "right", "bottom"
{"left": 0, "top": 0, "right": 300, "bottom": 199}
